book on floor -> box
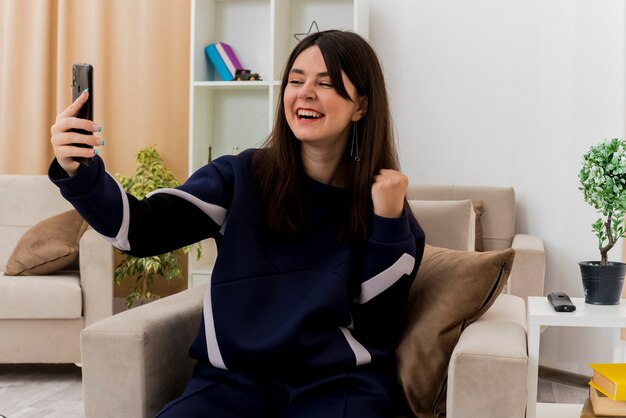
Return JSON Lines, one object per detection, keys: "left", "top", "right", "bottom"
{"left": 589, "top": 384, "right": 626, "bottom": 416}
{"left": 590, "top": 363, "right": 626, "bottom": 401}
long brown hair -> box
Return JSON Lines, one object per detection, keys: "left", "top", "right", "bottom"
{"left": 252, "top": 30, "right": 398, "bottom": 243}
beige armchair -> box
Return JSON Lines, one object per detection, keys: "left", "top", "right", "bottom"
{"left": 407, "top": 185, "right": 545, "bottom": 302}
{"left": 0, "top": 175, "right": 114, "bottom": 363}
{"left": 81, "top": 185, "right": 545, "bottom": 418}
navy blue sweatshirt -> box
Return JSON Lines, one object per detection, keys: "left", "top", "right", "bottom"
{"left": 49, "top": 150, "right": 425, "bottom": 376}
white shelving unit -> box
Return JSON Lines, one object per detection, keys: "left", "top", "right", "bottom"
{"left": 188, "top": 0, "right": 369, "bottom": 287}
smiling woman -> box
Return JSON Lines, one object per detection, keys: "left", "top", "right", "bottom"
{"left": 284, "top": 46, "right": 367, "bottom": 155}
{"left": 48, "top": 29, "right": 424, "bottom": 418}
{"left": 254, "top": 30, "right": 399, "bottom": 242}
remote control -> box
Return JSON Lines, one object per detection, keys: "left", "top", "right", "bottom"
{"left": 547, "top": 291, "right": 576, "bottom": 312}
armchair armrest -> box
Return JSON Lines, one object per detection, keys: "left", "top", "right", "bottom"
{"left": 79, "top": 227, "right": 115, "bottom": 327}
{"left": 508, "top": 234, "right": 546, "bottom": 300}
{"left": 446, "top": 294, "right": 528, "bottom": 418}
{"left": 81, "top": 284, "right": 205, "bottom": 418}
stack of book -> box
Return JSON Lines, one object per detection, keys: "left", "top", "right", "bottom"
{"left": 205, "top": 42, "right": 244, "bottom": 81}
{"left": 581, "top": 363, "right": 626, "bottom": 417}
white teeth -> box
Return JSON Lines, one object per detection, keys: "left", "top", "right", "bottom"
{"left": 297, "top": 110, "right": 322, "bottom": 119}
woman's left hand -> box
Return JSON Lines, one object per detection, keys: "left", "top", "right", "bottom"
{"left": 371, "top": 169, "right": 408, "bottom": 218}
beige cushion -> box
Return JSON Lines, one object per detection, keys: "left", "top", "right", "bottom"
{"left": 396, "top": 245, "right": 515, "bottom": 417}
{"left": 409, "top": 200, "right": 475, "bottom": 251}
{"left": 4, "top": 210, "right": 88, "bottom": 276}
{"left": 0, "top": 274, "right": 82, "bottom": 319}
{"left": 407, "top": 185, "right": 516, "bottom": 251}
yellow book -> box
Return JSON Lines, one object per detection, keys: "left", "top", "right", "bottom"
{"left": 590, "top": 363, "right": 626, "bottom": 402}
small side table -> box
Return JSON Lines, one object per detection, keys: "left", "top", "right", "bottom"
{"left": 527, "top": 296, "right": 626, "bottom": 418}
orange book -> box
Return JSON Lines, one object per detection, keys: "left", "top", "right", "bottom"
{"left": 581, "top": 396, "right": 624, "bottom": 417}
{"left": 589, "top": 384, "right": 626, "bottom": 416}
{"left": 590, "top": 363, "right": 626, "bottom": 402}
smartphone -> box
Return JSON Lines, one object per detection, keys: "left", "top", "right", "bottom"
{"left": 71, "top": 63, "right": 94, "bottom": 166}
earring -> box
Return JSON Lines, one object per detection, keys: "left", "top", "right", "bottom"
{"left": 350, "top": 122, "right": 360, "bottom": 162}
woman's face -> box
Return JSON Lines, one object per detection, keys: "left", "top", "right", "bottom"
{"left": 284, "top": 46, "right": 364, "bottom": 149}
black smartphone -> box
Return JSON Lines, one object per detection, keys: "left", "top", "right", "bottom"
{"left": 71, "top": 63, "right": 94, "bottom": 166}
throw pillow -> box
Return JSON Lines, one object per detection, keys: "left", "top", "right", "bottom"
{"left": 396, "top": 245, "right": 515, "bottom": 418}
{"left": 4, "top": 210, "right": 88, "bottom": 276}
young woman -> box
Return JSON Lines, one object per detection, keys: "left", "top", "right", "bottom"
{"left": 50, "top": 30, "right": 424, "bottom": 418}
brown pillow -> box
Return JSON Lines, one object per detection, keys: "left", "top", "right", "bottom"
{"left": 4, "top": 210, "right": 88, "bottom": 276}
{"left": 473, "top": 200, "right": 485, "bottom": 252}
{"left": 396, "top": 245, "right": 515, "bottom": 418}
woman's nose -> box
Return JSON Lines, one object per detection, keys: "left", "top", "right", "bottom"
{"left": 297, "top": 83, "right": 315, "bottom": 100}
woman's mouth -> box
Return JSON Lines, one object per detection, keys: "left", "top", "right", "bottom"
{"left": 297, "top": 109, "right": 324, "bottom": 121}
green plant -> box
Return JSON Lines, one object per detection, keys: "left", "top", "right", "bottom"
{"left": 114, "top": 146, "right": 202, "bottom": 308}
{"left": 579, "top": 138, "right": 626, "bottom": 266}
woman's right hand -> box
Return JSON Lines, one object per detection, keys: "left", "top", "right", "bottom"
{"left": 50, "top": 89, "right": 102, "bottom": 176}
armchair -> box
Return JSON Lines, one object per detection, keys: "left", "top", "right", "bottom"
{"left": 81, "top": 185, "right": 545, "bottom": 417}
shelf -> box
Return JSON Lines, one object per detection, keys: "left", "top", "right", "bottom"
{"left": 193, "top": 81, "right": 273, "bottom": 89}
{"left": 188, "top": 0, "right": 368, "bottom": 287}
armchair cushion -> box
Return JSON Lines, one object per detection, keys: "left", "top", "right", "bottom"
{"left": 396, "top": 245, "right": 515, "bottom": 418}
{"left": 4, "top": 209, "right": 87, "bottom": 275}
{"left": 408, "top": 200, "right": 476, "bottom": 251}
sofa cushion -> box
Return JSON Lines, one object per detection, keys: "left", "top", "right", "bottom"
{"left": 4, "top": 210, "right": 88, "bottom": 276}
{"left": 0, "top": 274, "right": 82, "bottom": 319}
{"left": 408, "top": 200, "right": 475, "bottom": 251}
{"left": 396, "top": 245, "right": 515, "bottom": 418}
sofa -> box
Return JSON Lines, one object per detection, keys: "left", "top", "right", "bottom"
{"left": 0, "top": 174, "right": 114, "bottom": 363}
{"left": 80, "top": 185, "right": 545, "bottom": 418}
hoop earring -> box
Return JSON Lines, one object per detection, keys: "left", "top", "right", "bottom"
{"left": 350, "top": 122, "right": 360, "bottom": 162}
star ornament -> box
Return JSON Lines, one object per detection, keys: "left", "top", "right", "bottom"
{"left": 294, "top": 21, "right": 320, "bottom": 42}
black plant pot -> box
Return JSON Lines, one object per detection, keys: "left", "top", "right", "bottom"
{"left": 579, "top": 261, "right": 626, "bottom": 305}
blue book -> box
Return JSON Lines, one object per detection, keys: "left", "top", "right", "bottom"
{"left": 205, "top": 43, "right": 232, "bottom": 81}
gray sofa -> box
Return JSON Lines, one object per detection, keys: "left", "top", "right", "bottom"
{"left": 81, "top": 185, "right": 544, "bottom": 417}
{"left": 0, "top": 175, "right": 114, "bottom": 363}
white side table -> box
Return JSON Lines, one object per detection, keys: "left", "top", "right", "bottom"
{"left": 527, "top": 296, "right": 626, "bottom": 418}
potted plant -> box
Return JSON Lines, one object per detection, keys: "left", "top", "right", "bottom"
{"left": 579, "top": 138, "right": 626, "bottom": 305}
{"left": 114, "top": 146, "right": 202, "bottom": 308}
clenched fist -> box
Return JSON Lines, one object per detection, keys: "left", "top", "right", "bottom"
{"left": 371, "top": 169, "right": 408, "bottom": 218}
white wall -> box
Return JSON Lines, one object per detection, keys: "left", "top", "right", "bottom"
{"left": 368, "top": 0, "right": 626, "bottom": 373}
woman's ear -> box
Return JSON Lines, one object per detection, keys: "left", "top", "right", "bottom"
{"left": 352, "top": 95, "right": 368, "bottom": 121}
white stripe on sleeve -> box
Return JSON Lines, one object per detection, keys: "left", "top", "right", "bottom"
{"left": 99, "top": 172, "right": 131, "bottom": 251}
{"left": 148, "top": 188, "right": 228, "bottom": 229}
{"left": 356, "top": 253, "right": 415, "bottom": 304}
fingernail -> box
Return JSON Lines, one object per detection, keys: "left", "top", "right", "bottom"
{"left": 100, "top": 139, "right": 105, "bottom": 146}
{"left": 92, "top": 123, "right": 100, "bottom": 131}
{"left": 94, "top": 148, "right": 99, "bottom": 155}
{"left": 98, "top": 125, "right": 103, "bottom": 132}
{"left": 82, "top": 88, "right": 89, "bottom": 95}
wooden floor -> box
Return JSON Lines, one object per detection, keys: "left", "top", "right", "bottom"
{"left": 0, "top": 364, "right": 83, "bottom": 418}
{"left": 0, "top": 363, "right": 588, "bottom": 417}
